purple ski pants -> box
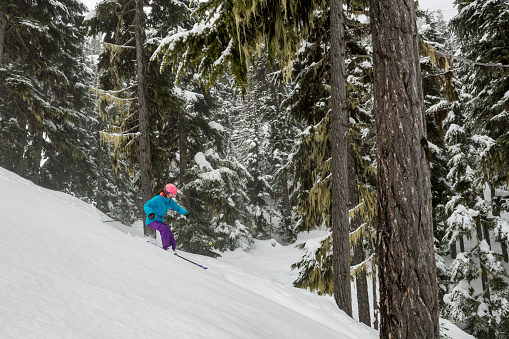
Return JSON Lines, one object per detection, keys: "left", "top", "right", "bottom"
{"left": 147, "top": 221, "right": 176, "bottom": 251}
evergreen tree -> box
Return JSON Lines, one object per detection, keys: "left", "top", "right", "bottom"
{"left": 265, "top": 75, "right": 300, "bottom": 245}
{"left": 83, "top": 33, "right": 144, "bottom": 224}
{"left": 287, "top": 8, "right": 334, "bottom": 296}
{"left": 450, "top": 0, "right": 509, "bottom": 188}
{"left": 418, "top": 9, "right": 457, "bottom": 310}
{"left": 159, "top": 74, "right": 256, "bottom": 255}
{"left": 230, "top": 64, "right": 273, "bottom": 240}
{"left": 441, "top": 112, "right": 508, "bottom": 338}
{"left": 85, "top": 0, "right": 193, "bottom": 232}
{"left": 440, "top": 1, "right": 509, "bottom": 337}
{"left": 229, "top": 57, "right": 298, "bottom": 242}
{"left": 286, "top": 3, "right": 377, "bottom": 325}
{"left": 0, "top": 0, "right": 98, "bottom": 200}
{"left": 180, "top": 147, "right": 252, "bottom": 255}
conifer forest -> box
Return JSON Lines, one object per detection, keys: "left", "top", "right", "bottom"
{"left": 1, "top": 1, "right": 508, "bottom": 338}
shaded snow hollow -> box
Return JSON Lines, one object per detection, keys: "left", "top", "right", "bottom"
{"left": 0, "top": 167, "right": 472, "bottom": 338}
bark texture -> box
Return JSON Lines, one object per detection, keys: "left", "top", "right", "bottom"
{"left": 369, "top": 1, "right": 440, "bottom": 338}
{"left": 349, "top": 148, "right": 371, "bottom": 326}
{"left": 330, "top": 0, "right": 352, "bottom": 316}
{"left": 135, "top": 0, "right": 154, "bottom": 237}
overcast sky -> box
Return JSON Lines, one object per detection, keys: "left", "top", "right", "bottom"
{"left": 420, "top": 0, "right": 457, "bottom": 21}
{"left": 80, "top": 0, "right": 97, "bottom": 11}
{"left": 79, "top": 0, "right": 458, "bottom": 21}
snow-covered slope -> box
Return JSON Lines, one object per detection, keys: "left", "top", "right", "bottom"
{"left": 0, "top": 167, "right": 471, "bottom": 338}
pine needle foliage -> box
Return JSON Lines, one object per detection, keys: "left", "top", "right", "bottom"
{"left": 449, "top": 0, "right": 509, "bottom": 187}
{"left": 153, "top": 0, "right": 327, "bottom": 92}
{"left": 291, "top": 233, "right": 334, "bottom": 295}
{"left": 0, "top": 0, "right": 97, "bottom": 196}
{"left": 86, "top": 0, "right": 190, "bottom": 177}
{"left": 438, "top": 2, "right": 509, "bottom": 336}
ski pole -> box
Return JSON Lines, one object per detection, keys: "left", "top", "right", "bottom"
{"left": 174, "top": 253, "right": 208, "bottom": 269}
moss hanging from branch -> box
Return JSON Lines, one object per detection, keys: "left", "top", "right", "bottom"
{"left": 153, "top": 0, "right": 327, "bottom": 92}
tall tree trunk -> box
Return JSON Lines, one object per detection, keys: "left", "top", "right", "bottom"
{"left": 348, "top": 148, "right": 371, "bottom": 326}
{"left": 353, "top": 234, "right": 371, "bottom": 325}
{"left": 95, "top": 120, "right": 105, "bottom": 212}
{"left": 372, "top": 270, "right": 379, "bottom": 330}
{"left": 31, "top": 128, "right": 43, "bottom": 185}
{"left": 369, "top": 1, "right": 440, "bottom": 338}
{"left": 502, "top": 241, "right": 509, "bottom": 263}
{"left": 481, "top": 190, "right": 492, "bottom": 247}
{"left": 450, "top": 241, "right": 457, "bottom": 259}
{"left": 32, "top": 84, "right": 50, "bottom": 185}
{"left": 12, "top": 113, "right": 27, "bottom": 176}
{"left": 491, "top": 186, "right": 508, "bottom": 262}
{"left": 330, "top": 0, "right": 352, "bottom": 317}
{"left": 475, "top": 216, "right": 495, "bottom": 339}
{"left": 179, "top": 109, "right": 190, "bottom": 209}
{"left": 476, "top": 216, "right": 490, "bottom": 298}
{"left": 0, "top": 9, "right": 6, "bottom": 67}
{"left": 282, "top": 173, "right": 291, "bottom": 219}
{"left": 483, "top": 222, "right": 492, "bottom": 247}
{"left": 135, "top": 0, "right": 154, "bottom": 238}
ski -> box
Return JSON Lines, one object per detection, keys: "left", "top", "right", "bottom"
{"left": 144, "top": 240, "right": 208, "bottom": 269}
{"left": 174, "top": 253, "right": 208, "bottom": 270}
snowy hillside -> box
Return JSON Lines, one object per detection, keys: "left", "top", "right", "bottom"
{"left": 0, "top": 167, "right": 471, "bottom": 338}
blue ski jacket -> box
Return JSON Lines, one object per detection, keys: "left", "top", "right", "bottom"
{"left": 144, "top": 194, "right": 188, "bottom": 226}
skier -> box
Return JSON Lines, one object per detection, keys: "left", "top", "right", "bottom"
{"left": 144, "top": 183, "right": 188, "bottom": 251}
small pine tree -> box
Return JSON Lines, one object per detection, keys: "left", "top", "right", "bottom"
{"left": 177, "top": 149, "right": 252, "bottom": 255}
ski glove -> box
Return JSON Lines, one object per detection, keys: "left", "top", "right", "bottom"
{"left": 185, "top": 212, "right": 189, "bottom": 219}
{"left": 148, "top": 213, "right": 155, "bottom": 219}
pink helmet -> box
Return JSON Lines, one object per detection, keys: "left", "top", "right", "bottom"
{"left": 164, "top": 183, "right": 178, "bottom": 196}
